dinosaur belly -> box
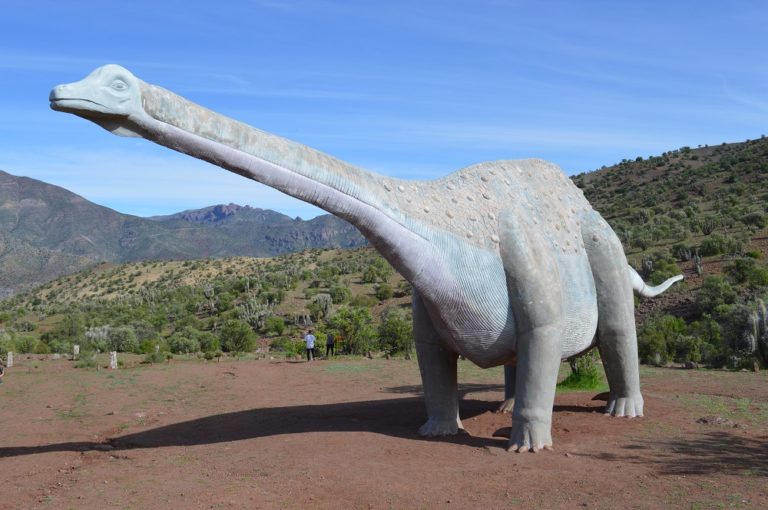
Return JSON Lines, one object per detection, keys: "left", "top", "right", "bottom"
{"left": 423, "top": 249, "right": 598, "bottom": 367}
{"left": 558, "top": 255, "right": 599, "bottom": 358}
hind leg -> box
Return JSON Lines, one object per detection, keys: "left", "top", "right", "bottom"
{"left": 499, "top": 211, "right": 564, "bottom": 451}
{"left": 497, "top": 364, "right": 516, "bottom": 413}
{"left": 582, "top": 213, "right": 643, "bottom": 417}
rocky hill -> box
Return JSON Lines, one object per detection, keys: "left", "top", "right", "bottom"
{"left": 0, "top": 170, "right": 365, "bottom": 296}
{"left": 2, "top": 137, "right": 766, "bottom": 369}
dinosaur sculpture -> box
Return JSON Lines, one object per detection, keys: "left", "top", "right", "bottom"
{"left": 50, "top": 65, "right": 683, "bottom": 452}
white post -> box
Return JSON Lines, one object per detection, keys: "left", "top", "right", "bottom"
{"left": 73, "top": 344, "right": 80, "bottom": 360}
{"left": 6, "top": 352, "right": 13, "bottom": 368}
{"left": 109, "top": 351, "right": 118, "bottom": 369}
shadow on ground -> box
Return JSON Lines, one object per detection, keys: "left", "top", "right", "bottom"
{"left": 385, "top": 383, "right": 504, "bottom": 399}
{"left": 0, "top": 396, "right": 508, "bottom": 458}
{"left": 579, "top": 431, "right": 768, "bottom": 477}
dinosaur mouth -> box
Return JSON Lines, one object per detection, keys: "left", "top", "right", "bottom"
{"left": 49, "top": 95, "right": 113, "bottom": 116}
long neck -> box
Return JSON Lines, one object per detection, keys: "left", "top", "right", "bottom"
{"left": 122, "top": 82, "right": 435, "bottom": 285}
{"left": 137, "top": 82, "right": 385, "bottom": 216}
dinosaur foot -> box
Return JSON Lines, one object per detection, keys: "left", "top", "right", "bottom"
{"left": 506, "top": 420, "right": 553, "bottom": 453}
{"left": 496, "top": 398, "right": 514, "bottom": 414}
{"left": 604, "top": 393, "right": 644, "bottom": 418}
{"left": 418, "top": 417, "right": 464, "bottom": 437}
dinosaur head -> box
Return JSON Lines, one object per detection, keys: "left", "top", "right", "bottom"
{"left": 50, "top": 64, "right": 145, "bottom": 137}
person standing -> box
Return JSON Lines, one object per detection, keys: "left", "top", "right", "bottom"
{"left": 304, "top": 330, "right": 316, "bottom": 362}
{"left": 325, "top": 332, "right": 335, "bottom": 357}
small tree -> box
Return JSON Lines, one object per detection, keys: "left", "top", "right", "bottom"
{"left": 329, "top": 284, "right": 352, "bottom": 304}
{"left": 168, "top": 327, "right": 201, "bottom": 354}
{"left": 264, "top": 316, "right": 286, "bottom": 336}
{"left": 378, "top": 308, "right": 413, "bottom": 355}
{"left": 696, "top": 276, "right": 737, "bottom": 314}
{"left": 220, "top": 319, "right": 256, "bottom": 353}
{"left": 638, "top": 314, "right": 687, "bottom": 365}
{"left": 108, "top": 326, "right": 140, "bottom": 353}
{"left": 558, "top": 349, "right": 602, "bottom": 389}
{"left": 328, "top": 307, "right": 376, "bottom": 354}
{"left": 374, "top": 283, "right": 393, "bottom": 301}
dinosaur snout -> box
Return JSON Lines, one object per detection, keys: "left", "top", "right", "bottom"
{"left": 49, "top": 84, "right": 70, "bottom": 103}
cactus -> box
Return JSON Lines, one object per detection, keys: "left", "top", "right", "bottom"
{"left": 238, "top": 299, "right": 273, "bottom": 330}
{"left": 294, "top": 312, "right": 313, "bottom": 327}
{"left": 677, "top": 247, "right": 692, "bottom": 262}
{"left": 310, "top": 293, "right": 333, "bottom": 319}
{"left": 694, "top": 254, "right": 704, "bottom": 276}
{"left": 750, "top": 299, "right": 768, "bottom": 366}
{"left": 641, "top": 258, "right": 654, "bottom": 279}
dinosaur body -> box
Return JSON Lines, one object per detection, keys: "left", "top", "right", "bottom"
{"left": 51, "top": 65, "right": 682, "bottom": 451}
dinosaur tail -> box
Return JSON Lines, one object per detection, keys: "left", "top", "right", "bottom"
{"left": 628, "top": 266, "right": 684, "bottom": 298}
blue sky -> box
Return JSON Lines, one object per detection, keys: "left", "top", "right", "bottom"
{"left": 1, "top": 1, "right": 765, "bottom": 219}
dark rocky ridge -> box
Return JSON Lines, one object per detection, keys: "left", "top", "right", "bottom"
{"left": 0, "top": 170, "right": 366, "bottom": 296}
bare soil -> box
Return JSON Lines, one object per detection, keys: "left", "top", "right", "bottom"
{"left": 1, "top": 355, "right": 767, "bottom": 509}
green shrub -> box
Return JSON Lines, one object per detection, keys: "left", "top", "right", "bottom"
{"left": 688, "top": 315, "right": 724, "bottom": 365}
{"left": 33, "top": 340, "right": 51, "bottom": 354}
{"left": 558, "top": 350, "right": 603, "bottom": 390}
{"left": 699, "top": 234, "right": 743, "bottom": 257}
{"left": 131, "top": 320, "right": 159, "bottom": 344}
{"left": 47, "top": 338, "right": 74, "bottom": 354}
{"left": 374, "top": 283, "right": 394, "bottom": 301}
{"left": 0, "top": 332, "right": 14, "bottom": 354}
{"left": 143, "top": 351, "right": 167, "bottom": 364}
{"left": 264, "top": 316, "right": 285, "bottom": 336}
{"left": 220, "top": 319, "right": 256, "bottom": 353}
{"left": 108, "top": 326, "right": 140, "bottom": 353}
{"left": 197, "top": 331, "right": 220, "bottom": 353}
{"left": 138, "top": 338, "right": 159, "bottom": 354}
{"left": 696, "top": 276, "right": 737, "bottom": 314}
{"left": 168, "top": 331, "right": 200, "bottom": 354}
{"left": 14, "top": 335, "right": 37, "bottom": 353}
{"left": 741, "top": 212, "right": 766, "bottom": 229}
{"left": 649, "top": 257, "right": 682, "bottom": 286}
{"left": 378, "top": 308, "right": 413, "bottom": 355}
{"left": 327, "top": 307, "right": 376, "bottom": 354}
{"left": 723, "top": 257, "right": 768, "bottom": 287}
{"left": 75, "top": 352, "right": 97, "bottom": 368}
{"left": 269, "top": 337, "right": 304, "bottom": 357}
{"left": 638, "top": 314, "right": 687, "bottom": 365}
{"left": 670, "top": 335, "right": 703, "bottom": 363}
{"left": 349, "top": 294, "right": 377, "bottom": 307}
{"left": 329, "top": 285, "right": 352, "bottom": 304}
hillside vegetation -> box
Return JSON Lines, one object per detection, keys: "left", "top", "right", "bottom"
{"left": 0, "top": 170, "right": 365, "bottom": 296}
{"left": 1, "top": 137, "right": 766, "bottom": 369}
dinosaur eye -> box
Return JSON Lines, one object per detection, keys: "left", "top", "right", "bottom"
{"left": 111, "top": 79, "right": 128, "bottom": 91}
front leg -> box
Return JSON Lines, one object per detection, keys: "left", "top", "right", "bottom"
{"left": 508, "top": 325, "right": 561, "bottom": 452}
{"left": 413, "top": 291, "right": 463, "bottom": 436}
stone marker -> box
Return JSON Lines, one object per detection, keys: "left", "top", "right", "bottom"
{"left": 109, "top": 351, "right": 118, "bottom": 370}
{"left": 73, "top": 344, "right": 80, "bottom": 360}
{"left": 6, "top": 351, "right": 12, "bottom": 368}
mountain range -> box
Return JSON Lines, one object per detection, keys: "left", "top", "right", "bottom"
{"left": 0, "top": 170, "right": 366, "bottom": 296}
{"left": 3, "top": 136, "right": 766, "bottom": 297}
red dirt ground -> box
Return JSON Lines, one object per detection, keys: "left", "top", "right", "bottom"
{"left": 1, "top": 355, "right": 766, "bottom": 509}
